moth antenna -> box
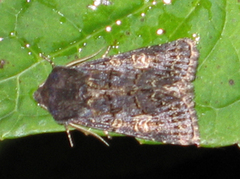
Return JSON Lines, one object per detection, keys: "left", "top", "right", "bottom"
{"left": 66, "top": 46, "right": 107, "bottom": 67}
{"left": 64, "top": 125, "right": 74, "bottom": 147}
{"left": 68, "top": 123, "right": 109, "bottom": 146}
{"left": 39, "top": 53, "right": 55, "bottom": 68}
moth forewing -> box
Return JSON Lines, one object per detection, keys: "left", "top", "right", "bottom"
{"left": 34, "top": 38, "right": 200, "bottom": 146}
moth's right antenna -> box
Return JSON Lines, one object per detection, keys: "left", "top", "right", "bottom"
{"left": 66, "top": 46, "right": 111, "bottom": 67}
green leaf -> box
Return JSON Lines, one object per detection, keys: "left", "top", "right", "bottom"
{"left": 0, "top": 0, "right": 239, "bottom": 147}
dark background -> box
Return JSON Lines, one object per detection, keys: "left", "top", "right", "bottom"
{"left": 1, "top": 132, "right": 240, "bottom": 179}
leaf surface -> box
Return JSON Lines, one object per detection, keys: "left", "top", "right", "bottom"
{"left": 0, "top": 0, "right": 239, "bottom": 147}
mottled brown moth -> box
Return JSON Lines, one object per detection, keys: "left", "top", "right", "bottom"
{"left": 34, "top": 38, "right": 200, "bottom": 146}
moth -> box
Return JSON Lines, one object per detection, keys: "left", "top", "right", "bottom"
{"left": 34, "top": 38, "right": 200, "bottom": 146}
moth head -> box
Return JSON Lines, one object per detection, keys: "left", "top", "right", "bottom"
{"left": 34, "top": 66, "right": 88, "bottom": 123}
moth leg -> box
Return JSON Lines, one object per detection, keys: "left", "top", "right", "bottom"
{"left": 68, "top": 123, "right": 109, "bottom": 146}
{"left": 39, "top": 53, "right": 55, "bottom": 68}
{"left": 64, "top": 124, "right": 74, "bottom": 147}
{"left": 101, "top": 46, "right": 112, "bottom": 58}
{"left": 104, "top": 130, "right": 112, "bottom": 139}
